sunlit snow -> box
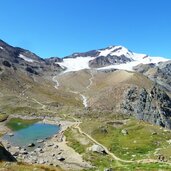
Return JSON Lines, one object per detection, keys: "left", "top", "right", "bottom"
{"left": 18, "top": 54, "right": 34, "bottom": 62}
{"left": 56, "top": 57, "right": 93, "bottom": 73}
{"left": 57, "top": 46, "right": 169, "bottom": 72}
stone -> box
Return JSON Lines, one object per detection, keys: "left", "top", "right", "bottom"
{"left": 104, "top": 168, "right": 113, "bottom": 171}
{"left": 47, "top": 143, "right": 54, "bottom": 147}
{"left": 8, "top": 133, "right": 14, "bottom": 137}
{"left": 158, "top": 154, "right": 165, "bottom": 162}
{"left": 15, "top": 146, "right": 21, "bottom": 150}
{"left": 28, "top": 143, "right": 35, "bottom": 147}
{"left": 121, "top": 129, "right": 128, "bottom": 135}
{"left": 54, "top": 145, "right": 58, "bottom": 148}
{"left": 90, "top": 144, "right": 106, "bottom": 154}
{"left": 152, "top": 132, "right": 157, "bottom": 135}
{"left": 20, "top": 149, "right": 28, "bottom": 155}
{"left": 39, "top": 159, "right": 45, "bottom": 164}
{"left": 57, "top": 156, "right": 65, "bottom": 161}
{"left": 167, "top": 139, "right": 171, "bottom": 144}
{"left": 37, "top": 139, "right": 44, "bottom": 143}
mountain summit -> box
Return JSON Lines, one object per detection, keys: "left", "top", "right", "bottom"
{"left": 56, "top": 45, "right": 169, "bottom": 72}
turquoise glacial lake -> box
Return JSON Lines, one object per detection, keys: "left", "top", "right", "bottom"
{"left": 3, "top": 123, "right": 60, "bottom": 148}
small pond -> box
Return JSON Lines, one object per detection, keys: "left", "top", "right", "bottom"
{"left": 3, "top": 118, "right": 60, "bottom": 148}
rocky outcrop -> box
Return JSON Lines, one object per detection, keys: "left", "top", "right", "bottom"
{"left": 0, "top": 39, "right": 63, "bottom": 76}
{"left": 0, "top": 143, "right": 16, "bottom": 162}
{"left": 64, "top": 50, "right": 100, "bottom": 58}
{"left": 133, "top": 61, "right": 171, "bottom": 92}
{"left": 89, "top": 55, "right": 132, "bottom": 68}
{"left": 45, "top": 57, "right": 63, "bottom": 64}
{"left": 121, "top": 86, "right": 171, "bottom": 128}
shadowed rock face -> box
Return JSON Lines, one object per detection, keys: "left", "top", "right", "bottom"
{"left": 89, "top": 55, "right": 132, "bottom": 68}
{"left": 64, "top": 50, "right": 100, "bottom": 59}
{"left": 0, "top": 39, "right": 62, "bottom": 76}
{"left": 0, "top": 144, "right": 16, "bottom": 162}
{"left": 121, "top": 86, "right": 171, "bottom": 128}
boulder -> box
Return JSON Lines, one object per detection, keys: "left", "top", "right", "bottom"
{"left": 104, "top": 168, "right": 113, "bottom": 171}
{"left": 57, "top": 156, "right": 65, "bottom": 161}
{"left": 90, "top": 144, "right": 106, "bottom": 154}
{"left": 8, "top": 133, "right": 14, "bottom": 137}
{"left": 28, "top": 143, "right": 35, "bottom": 147}
{"left": 121, "top": 129, "right": 128, "bottom": 135}
{"left": 37, "top": 139, "right": 44, "bottom": 143}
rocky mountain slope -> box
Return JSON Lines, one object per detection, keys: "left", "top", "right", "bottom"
{"left": 133, "top": 60, "right": 171, "bottom": 93}
{"left": 0, "top": 39, "right": 171, "bottom": 129}
{"left": 0, "top": 40, "right": 82, "bottom": 115}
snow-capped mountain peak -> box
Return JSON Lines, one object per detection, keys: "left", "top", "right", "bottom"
{"left": 56, "top": 45, "right": 169, "bottom": 72}
{"left": 98, "top": 45, "right": 147, "bottom": 60}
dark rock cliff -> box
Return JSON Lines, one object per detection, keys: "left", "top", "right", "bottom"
{"left": 121, "top": 86, "right": 171, "bottom": 128}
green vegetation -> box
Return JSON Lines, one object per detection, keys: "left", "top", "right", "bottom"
{"left": 64, "top": 118, "right": 171, "bottom": 170}
{"left": 6, "top": 118, "right": 39, "bottom": 131}
{"left": 65, "top": 128, "right": 90, "bottom": 154}
{"left": 0, "top": 162, "right": 63, "bottom": 171}
{"left": 81, "top": 119, "right": 171, "bottom": 161}
{"left": 0, "top": 113, "right": 8, "bottom": 122}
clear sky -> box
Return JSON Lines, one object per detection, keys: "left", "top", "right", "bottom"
{"left": 0, "top": 0, "right": 171, "bottom": 58}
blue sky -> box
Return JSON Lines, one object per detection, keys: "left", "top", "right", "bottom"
{"left": 0, "top": 0, "right": 171, "bottom": 58}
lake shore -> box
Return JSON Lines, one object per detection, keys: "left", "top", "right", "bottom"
{"left": 0, "top": 114, "right": 92, "bottom": 170}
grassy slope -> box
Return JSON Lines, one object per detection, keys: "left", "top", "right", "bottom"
{"left": 65, "top": 113, "right": 171, "bottom": 170}
{"left": 0, "top": 68, "right": 82, "bottom": 116}
{"left": 6, "top": 118, "right": 39, "bottom": 131}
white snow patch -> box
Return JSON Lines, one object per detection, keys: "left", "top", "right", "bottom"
{"left": 98, "top": 56, "right": 169, "bottom": 71}
{"left": 0, "top": 46, "right": 4, "bottom": 50}
{"left": 56, "top": 57, "right": 93, "bottom": 73}
{"left": 18, "top": 54, "right": 34, "bottom": 62}
{"left": 56, "top": 46, "right": 169, "bottom": 72}
{"left": 98, "top": 46, "right": 147, "bottom": 60}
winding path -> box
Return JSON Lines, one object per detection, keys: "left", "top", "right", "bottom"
{"left": 72, "top": 118, "right": 171, "bottom": 165}
{"left": 73, "top": 122, "right": 133, "bottom": 163}
{"left": 86, "top": 70, "right": 94, "bottom": 89}
{"left": 32, "top": 98, "right": 46, "bottom": 110}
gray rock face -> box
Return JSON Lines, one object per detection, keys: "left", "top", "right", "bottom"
{"left": 64, "top": 50, "right": 100, "bottom": 58}
{"left": 89, "top": 55, "right": 132, "bottom": 68}
{"left": 121, "top": 86, "right": 171, "bottom": 128}
{"left": 45, "top": 57, "right": 63, "bottom": 64}
{"left": 133, "top": 61, "right": 171, "bottom": 92}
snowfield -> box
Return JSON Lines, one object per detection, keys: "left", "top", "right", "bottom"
{"left": 56, "top": 57, "right": 93, "bottom": 73}
{"left": 56, "top": 46, "right": 169, "bottom": 72}
{"left": 18, "top": 54, "right": 35, "bottom": 63}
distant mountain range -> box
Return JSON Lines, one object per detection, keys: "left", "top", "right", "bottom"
{"left": 56, "top": 45, "right": 169, "bottom": 72}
